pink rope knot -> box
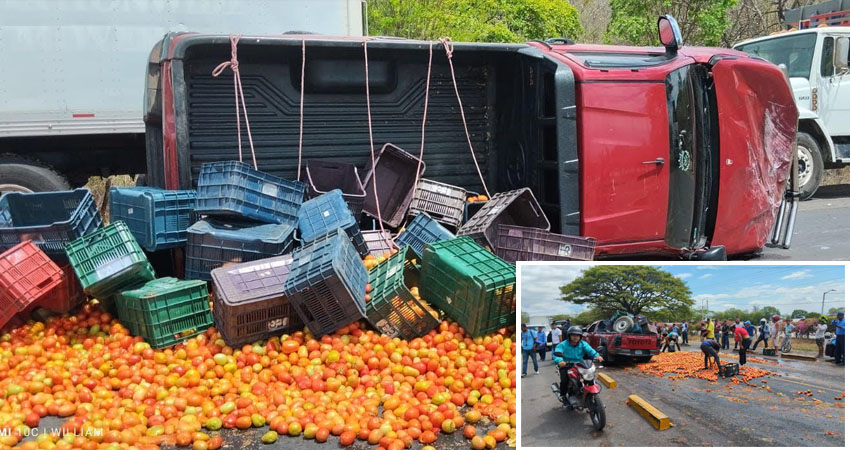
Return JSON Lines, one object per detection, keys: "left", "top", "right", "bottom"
{"left": 439, "top": 37, "right": 454, "bottom": 60}
{"left": 211, "top": 34, "right": 258, "bottom": 169}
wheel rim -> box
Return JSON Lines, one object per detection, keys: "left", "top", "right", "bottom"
{"left": 0, "top": 183, "right": 33, "bottom": 194}
{"left": 797, "top": 145, "right": 814, "bottom": 187}
{"left": 588, "top": 395, "right": 602, "bottom": 427}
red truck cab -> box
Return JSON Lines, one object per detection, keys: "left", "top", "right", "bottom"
{"left": 583, "top": 320, "right": 660, "bottom": 363}
{"left": 145, "top": 16, "right": 798, "bottom": 259}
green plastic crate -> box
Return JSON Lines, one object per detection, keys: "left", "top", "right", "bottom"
{"left": 65, "top": 221, "right": 155, "bottom": 299}
{"left": 420, "top": 237, "right": 515, "bottom": 337}
{"left": 116, "top": 277, "right": 212, "bottom": 349}
{"left": 365, "top": 246, "right": 440, "bottom": 340}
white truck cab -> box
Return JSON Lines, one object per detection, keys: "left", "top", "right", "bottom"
{"left": 734, "top": 22, "right": 850, "bottom": 199}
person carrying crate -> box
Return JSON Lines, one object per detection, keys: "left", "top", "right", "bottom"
{"left": 700, "top": 339, "right": 722, "bottom": 374}
{"left": 733, "top": 322, "right": 751, "bottom": 365}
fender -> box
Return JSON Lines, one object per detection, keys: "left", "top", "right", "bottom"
{"left": 797, "top": 110, "right": 837, "bottom": 163}
{"left": 583, "top": 384, "right": 601, "bottom": 395}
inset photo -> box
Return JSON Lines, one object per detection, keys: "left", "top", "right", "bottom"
{"left": 519, "top": 263, "right": 846, "bottom": 447}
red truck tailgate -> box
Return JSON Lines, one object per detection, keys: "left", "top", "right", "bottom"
{"left": 620, "top": 334, "right": 658, "bottom": 349}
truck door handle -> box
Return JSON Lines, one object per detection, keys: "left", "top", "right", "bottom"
{"left": 642, "top": 158, "right": 665, "bottom": 165}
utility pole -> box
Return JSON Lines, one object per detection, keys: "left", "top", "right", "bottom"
{"left": 822, "top": 289, "right": 837, "bottom": 315}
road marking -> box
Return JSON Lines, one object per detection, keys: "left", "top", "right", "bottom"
{"left": 767, "top": 377, "right": 844, "bottom": 393}
{"left": 598, "top": 373, "right": 616, "bottom": 388}
{"left": 626, "top": 394, "right": 670, "bottom": 431}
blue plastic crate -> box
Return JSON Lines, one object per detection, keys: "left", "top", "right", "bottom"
{"left": 395, "top": 213, "right": 455, "bottom": 258}
{"left": 284, "top": 228, "right": 368, "bottom": 337}
{"left": 109, "top": 187, "right": 197, "bottom": 252}
{"left": 195, "top": 161, "right": 305, "bottom": 226}
{"left": 297, "top": 189, "right": 368, "bottom": 257}
{"left": 185, "top": 219, "right": 295, "bottom": 282}
{"left": 0, "top": 189, "right": 102, "bottom": 262}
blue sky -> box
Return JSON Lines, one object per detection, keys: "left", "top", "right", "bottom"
{"left": 520, "top": 264, "right": 846, "bottom": 318}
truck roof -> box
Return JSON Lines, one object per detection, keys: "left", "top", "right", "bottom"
{"left": 733, "top": 26, "right": 850, "bottom": 48}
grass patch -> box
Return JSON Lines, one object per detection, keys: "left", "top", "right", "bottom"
{"left": 83, "top": 175, "right": 137, "bottom": 223}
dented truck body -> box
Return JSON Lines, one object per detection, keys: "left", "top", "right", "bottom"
{"left": 145, "top": 34, "right": 797, "bottom": 259}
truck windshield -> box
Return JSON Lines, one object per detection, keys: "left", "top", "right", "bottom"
{"left": 735, "top": 33, "right": 817, "bottom": 79}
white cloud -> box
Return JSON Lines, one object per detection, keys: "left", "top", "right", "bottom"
{"left": 780, "top": 270, "right": 813, "bottom": 280}
{"left": 677, "top": 273, "right": 693, "bottom": 280}
{"left": 520, "top": 265, "right": 589, "bottom": 317}
{"left": 699, "top": 274, "right": 713, "bottom": 279}
{"left": 697, "top": 266, "right": 722, "bottom": 270}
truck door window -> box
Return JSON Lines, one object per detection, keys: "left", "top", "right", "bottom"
{"left": 822, "top": 37, "right": 835, "bottom": 77}
{"left": 735, "top": 33, "right": 817, "bottom": 79}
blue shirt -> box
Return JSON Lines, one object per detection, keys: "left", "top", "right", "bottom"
{"left": 833, "top": 318, "right": 845, "bottom": 336}
{"left": 746, "top": 325, "right": 756, "bottom": 336}
{"left": 672, "top": 326, "right": 679, "bottom": 334}
{"left": 552, "top": 339, "right": 599, "bottom": 364}
{"left": 521, "top": 331, "right": 535, "bottom": 350}
{"left": 535, "top": 330, "right": 547, "bottom": 345}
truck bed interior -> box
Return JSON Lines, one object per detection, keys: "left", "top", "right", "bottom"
{"left": 154, "top": 37, "right": 578, "bottom": 233}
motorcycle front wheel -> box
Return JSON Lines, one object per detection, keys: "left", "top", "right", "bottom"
{"left": 586, "top": 393, "right": 606, "bottom": 431}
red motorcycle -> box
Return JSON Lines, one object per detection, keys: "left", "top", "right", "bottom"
{"left": 551, "top": 354, "right": 606, "bottom": 431}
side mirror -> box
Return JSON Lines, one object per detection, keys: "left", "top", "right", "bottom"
{"left": 835, "top": 37, "right": 849, "bottom": 71}
{"left": 657, "top": 15, "right": 684, "bottom": 56}
{"left": 777, "top": 63, "right": 790, "bottom": 79}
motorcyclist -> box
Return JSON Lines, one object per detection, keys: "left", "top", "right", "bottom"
{"left": 553, "top": 326, "right": 603, "bottom": 401}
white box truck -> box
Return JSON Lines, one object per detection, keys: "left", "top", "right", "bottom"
{"left": 733, "top": 0, "right": 850, "bottom": 200}
{"left": 0, "top": 0, "right": 363, "bottom": 192}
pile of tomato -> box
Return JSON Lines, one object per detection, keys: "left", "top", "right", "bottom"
{"left": 0, "top": 304, "right": 516, "bottom": 450}
{"left": 636, "top": 351, "right": 775, "bottom": 385}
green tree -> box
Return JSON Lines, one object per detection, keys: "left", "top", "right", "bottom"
{"left": 804, "top": 311, "right": 822, "bottom": 319}
{"left": 551, "top": 314, "right": 572, "bottom": 322}
{"left": 521, "top": 312, "right": 530, "bottom": 324}
{"left": 791, "top": 309, "right": 809, "bottom": 319}
{"left": 560, "top": 266, "right": 694, "bottom": 318}
{"left": 571, "top": 308, "right": 610, "bottom": 326}
{"left": 829, "top": 307, "right": 845, "bottom": 315}
{"left": 606, "top": 0, "right": 737, "bottom": 46}
{"left": 367, "top": 0, "right": 583, "bottom": 43}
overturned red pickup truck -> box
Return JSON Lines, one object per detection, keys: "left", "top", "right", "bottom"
{"left": 144, "top": 16, "right": 798, "bottom": 259}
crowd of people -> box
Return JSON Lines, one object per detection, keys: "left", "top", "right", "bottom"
{"left": 520, "top": 312, "right": 846, "bottom": 378}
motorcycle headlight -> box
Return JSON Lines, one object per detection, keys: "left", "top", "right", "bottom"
{"left": 577, "top": 366, "right": 595, "bottom": 380}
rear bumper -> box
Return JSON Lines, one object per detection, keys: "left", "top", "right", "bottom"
{"left": 610, "top": 348, "right": 659, "bottom": 356}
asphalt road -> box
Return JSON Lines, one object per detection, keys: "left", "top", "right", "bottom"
{"left": 520, "top": 347, "right": 845, "bottom": 447}
{"left": 755, "top": 185, "right": 850, "bottom": 261}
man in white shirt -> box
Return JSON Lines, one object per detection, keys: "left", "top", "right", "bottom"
{"left": 551, "top": 322, "right": 562, "bottom": 348}
{"left": 815, "top": 315, "right": 829, "bottom": 358}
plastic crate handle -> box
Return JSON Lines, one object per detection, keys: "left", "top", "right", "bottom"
{"left": 36, "top": 278, "right": 54, "bottom": 289}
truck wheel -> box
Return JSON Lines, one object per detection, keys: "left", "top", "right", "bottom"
{"left": 0, "top": 154, "right": 70, "bottom": 193}
{"left": 612, "top": 316, "right": 634, "bottom": 333}
{"left": 796, "top": 132, "right": 823, "bottom": 200}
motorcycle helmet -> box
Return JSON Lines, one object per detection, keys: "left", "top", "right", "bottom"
{"left": 760, "top": 318, "right": 766, "bottom": 324}
{"left": 771, "top": 315, "right": 781, "bottom": 323}
{"left": 820, "top": 315, "right": 828, "bottom": 324}
{"left": 567, "top": 326, "right": 583, "bottom": 337}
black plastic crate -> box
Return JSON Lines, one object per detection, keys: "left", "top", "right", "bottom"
{"left": 763, "top": 348, "right": 776, "bottom": 356}
{"left": 185, "top": 219, "right": 295, "bottom": 282}
{"left": 283, "top": 228, "right": 368, "bottom": 337}
{"left": 719, "top": 362, "right": 739, "bottom": 378}
{"left": 211, "top": 254, "right": 304, "bottom": 346}
{"left": 457, "top": 188, "right": 550, "bottom": 251}
{"left": 195, "top": 161, "right": 305, "bottom": 226}
{"left": 304, "top": 160, "right": 366, "bottom": 218}
{"left": 494, "top": 224, "right": 596, "bottom": 263}
{"left": 395, "top": 213, "right": 455, "bottom": 258}
{"left": 0, "top": 189, "right": 102, "bottom": 262}
{"left": 297, "top": 189, "right": 368, "bottom": 257}
{"left": 408, "top": 179, "right": 466, "bottom": 229}
{"left": 361, "top": 143, "right": 426, "bottom": 228}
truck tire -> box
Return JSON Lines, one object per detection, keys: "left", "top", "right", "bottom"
{"left": 796, "top": 132, "right": 823, "bottom": 200}
{"left": 612, "top": 316, "right": 634, "bottom": 334}
{"left": 0, "top": 154, "right": 70, "bottom": 193}
{"left": 636, "top": 355, "right": 652, "bottom": 363}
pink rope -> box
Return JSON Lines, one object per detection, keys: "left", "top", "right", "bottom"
{"left": 212, "top": 35, "right": 258, "bottom": 170}
{"left": 297, "top": 39, "right": 306, "bottom": 181}
{"left": 413, "top": 42, "right": 434, "bottom": 199}
{"left": 364, "top": 40, "right": 390, "bottom": 244}
{"left": 439, "top": 37, "right": 490, "bottom": 198}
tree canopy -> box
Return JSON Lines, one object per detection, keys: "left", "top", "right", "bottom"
{"left": 560, "top": 266, "right": 694, "bottom": 318}
{"left": 829, "top": 307, "right": 845, "bottom": 315}
{"left": 606, "top": 0, "right": 737, "bottom": 46}
{"left": 367, "top": 0, "right": 583, "bottom": 42}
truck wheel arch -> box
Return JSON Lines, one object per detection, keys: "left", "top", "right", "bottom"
{"left": 795, "top": 131, "right": 824, "bottom": 200}
{"left": 797, "top": 119, "right": 834, "bottom": 164}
